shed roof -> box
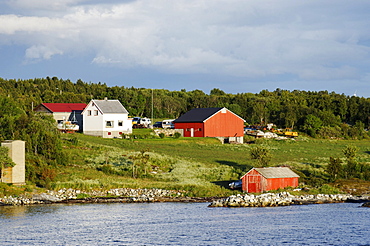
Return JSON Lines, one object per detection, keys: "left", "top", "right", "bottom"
{"left": 39, "top": 103, "right": 87, "bottom": 113}
{"left": 92, "top": 99, "right": 128, "bottom": 114}
{"left": 245, "top": 167, "right": 300, "bottom": 179}
{"left": 174, "top": 107, "right": 245, "bottom": 123}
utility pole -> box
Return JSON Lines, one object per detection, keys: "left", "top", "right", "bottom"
{"left": 151, "top": 89, "right": 154, "bottom": 128}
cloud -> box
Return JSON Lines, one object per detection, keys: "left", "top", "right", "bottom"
{"left": 25, "top": 45, "right": 63, "bottom": 60}
{"left": 1, "top": 0, "right": 370, "bottom": 83}
{"left": 6, "top": 0, "right": 84, "bottom": 11}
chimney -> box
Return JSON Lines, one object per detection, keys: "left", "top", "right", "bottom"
{"left": 104, "top": 97, "right": 108, "bottom": 101}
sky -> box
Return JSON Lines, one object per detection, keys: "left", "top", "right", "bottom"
{"left": 1, "top": 0, "right": 370, "bottom": 97}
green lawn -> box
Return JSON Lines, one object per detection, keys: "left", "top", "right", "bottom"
{"left": 55, "top": 131, "right": 370, "bottom": 197}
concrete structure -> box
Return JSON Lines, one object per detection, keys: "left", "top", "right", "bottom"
{"left": 1, "top": 140, "right": 26, "bottom": 185}
{"left": 82, "top": 99, "right": 132, "bottom": 138}
{"left": 173, "top": 107, "right": 245, "bottom": 143}
{"left": 34, "top": 103, "right": 86, "bottom": 131}
{"left": 241, "top": 167, "right": 299, "bottom": 193}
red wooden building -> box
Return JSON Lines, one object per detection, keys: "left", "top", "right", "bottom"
{"left": 173, "top": 107, "right": 245, "bottom": 143}
{"left": 241, "top": 167, "right": 299, "bottom": 193}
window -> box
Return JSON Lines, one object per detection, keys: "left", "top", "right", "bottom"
{"left": 198, "top": 128, "right": 202, "bottom": 131}
{"left": 87, "top": 110, "right": 92, "bottom": 116}
{"left": 94, "top": 110, "right": 98, "bottom": 116}
{"left": 106, "top": 121, "right": 113, "bottom": 128}
{"left": 118, "top": 121, "right": 123, "bottom": 127}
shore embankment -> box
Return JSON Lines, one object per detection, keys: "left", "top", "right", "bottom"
{"left": 208, "top": 192, "right": 370, "bottom": 207}
{"left": 0, "top": 188, "right": 215, "bottom": 206}
{"left": 1, "top": 188, "right": 370, "bottom": 207}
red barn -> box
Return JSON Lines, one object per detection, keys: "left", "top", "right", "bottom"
{"left": 173, "top": 107, "right": 245, "bottom": 143}
{"left": 241, "top": 167, "right": 299, "bottom": 193}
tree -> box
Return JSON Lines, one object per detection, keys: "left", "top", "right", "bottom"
{"left": 129, "top": 149, "right": 150, "bottom": 178}
{"left": 302, "top": 114, "right": 322, "bottom": 136}
{"left": 250, "top": 145, "right": 271, "bottom": 167}
{"left": 342, "top": 145, "right": 359, "bottom": 179}
{"left": 326, "top": 157, "right": 342, "bottom": 181}
{"left": 0, "top": 146, "right": 15, "bottom": 182}
{"left": 342, "top": 145, "right": 358, "bottom": 160}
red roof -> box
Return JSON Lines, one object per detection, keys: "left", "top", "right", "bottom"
{"left": 41, "top": 103, "right": 87, "bottom": 113}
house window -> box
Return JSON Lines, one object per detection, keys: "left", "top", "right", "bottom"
{"left": 118, "top": 121, "right": 123, "bottom": 127}
{"left": 87, "top": 110, "right": 92, "bottom": 116}
{"left": 94, "top": 110, "right": 98, "bottom": 116}
{"left": 198, "top": 128, "right": 202, "bottom": 131}
{"left": 186, "top": 128, "right": 191, "bottom": 131}
{"left": 106, "top": 121, "right": 113, "bottom": 128}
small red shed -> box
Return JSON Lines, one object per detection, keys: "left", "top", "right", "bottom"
{"left": 241, "top": 167, "right": 299, "bottom": 193}
{"left": 173, "top": 107, "right": 245, "bottom": 143}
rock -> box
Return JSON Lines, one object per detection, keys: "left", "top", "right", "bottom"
{"left": 32, "top": 193, "right": 62, "bottom": 203}
{"left": 361, "top": 202, "right": 370, "bottom": 207}
{"left": 208, "top": 192, "right": 354, "bottom": 208}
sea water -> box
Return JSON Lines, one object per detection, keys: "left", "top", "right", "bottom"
{"left": 1, "top": 202, "right": 369, "bottom": 245}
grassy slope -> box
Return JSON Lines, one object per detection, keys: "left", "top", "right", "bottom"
{"left": 55, "top": 131, "right": 370, "bottom": 197}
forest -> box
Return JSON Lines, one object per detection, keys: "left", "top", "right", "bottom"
{"left": 1, "top": 76, "right": 370, "bottom": 138}
{"left": 0, "top": 77, "right": 370, "bottom": 189}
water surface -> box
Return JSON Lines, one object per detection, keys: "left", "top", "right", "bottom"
{"left": 1, "top": 202, "right": 369, "bottom": 245}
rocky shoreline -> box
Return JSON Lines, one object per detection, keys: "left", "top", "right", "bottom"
{"left": 208, "top": 192, "right": 370, "bottom": 207}
{"left": 1, "top": 188, "right": 370, "bottom": 207}
{"left": 0, "top": 188, "right": 215, "bottom": 206}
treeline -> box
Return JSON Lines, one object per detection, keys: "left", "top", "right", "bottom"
{"left": 1, "top": 77, "right": 370, "bottom": 139}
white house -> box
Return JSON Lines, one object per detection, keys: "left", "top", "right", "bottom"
{"left": 82, "top": 99, "right": 132, "bottom": 138}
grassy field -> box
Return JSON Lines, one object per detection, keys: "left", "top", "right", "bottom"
{"left": 51, "top": 130, "right": 370, "bottom": 197}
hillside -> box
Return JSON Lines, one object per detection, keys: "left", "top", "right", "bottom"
{"left": 16, "top": 131, "right": 370, "bottom": 196}
{"left": 1, "top": 77, "right": 370, "bottom": 197}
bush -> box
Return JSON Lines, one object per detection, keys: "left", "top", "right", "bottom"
{"left": 173, "top": 132, "right": 181, "bottom": 139}
{"left": 159, "top": 133, "right": 165, "bottom": 139}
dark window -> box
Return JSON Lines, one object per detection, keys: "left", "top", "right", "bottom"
{"left": 106, "top": 121, "right": 113, "bottom": 128}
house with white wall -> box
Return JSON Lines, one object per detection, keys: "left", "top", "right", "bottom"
{"left": 82, "top": 98, "right": 132, "bottom": 138}
{"left": 34, "top": 103, "right": 86, "bottom": 132}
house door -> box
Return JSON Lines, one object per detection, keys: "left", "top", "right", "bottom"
{"left": 190, "top": 128, "right": 194, "bottom": 137}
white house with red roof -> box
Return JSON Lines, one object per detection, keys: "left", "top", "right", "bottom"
{"left": 34, "top": 103, "right": 86, "bottom": 132}
{"left": 82, "top": 98, "right": 132, "bottom": 138}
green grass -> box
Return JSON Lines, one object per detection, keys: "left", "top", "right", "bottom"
{"left": 45, "top": 131, "right": 370, "bottom": 197}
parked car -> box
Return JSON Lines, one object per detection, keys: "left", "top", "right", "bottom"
{"left": 140, "top": 118, "right": 151, "bottom": 126}
{"left": 153, "top": 121, "right": 163, "bottom": 128}
{"left": 229, "top": 180, "right": 242, "bottom": 190}
{"left": 132, "top": 117, "right": 141, "bottom": 125}
{"left": 162, "top": 119, "right": 175, "bottom": 129}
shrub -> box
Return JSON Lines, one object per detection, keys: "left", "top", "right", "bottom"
{"left": 159, "top": 133, "right": 165, "bottom": 139}
{"left": 173, "top": 132, "right": 181, "bottom": 139}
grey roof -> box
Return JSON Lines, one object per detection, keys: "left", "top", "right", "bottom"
{"left": 253, "top": 167, "right": 299, "bottom": 179}
{"left": 93, "top": 100, "right": 128, "bottom": 114}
